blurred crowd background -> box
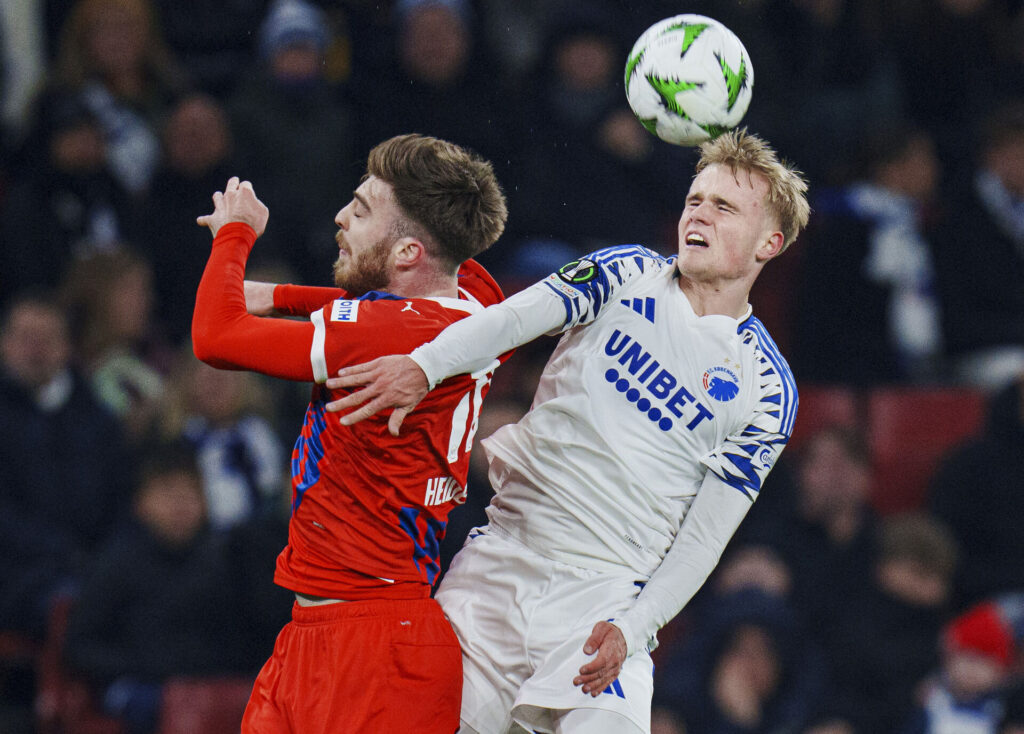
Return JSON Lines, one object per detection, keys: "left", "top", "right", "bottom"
{"left": 0, "top": 0, "right": 1023, "bottom": 732}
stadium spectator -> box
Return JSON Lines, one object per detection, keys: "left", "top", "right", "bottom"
{"left": 899, "top": 600, "right": 1016, "bottom": 733}
{"left": 63, "top": 440, "right": 249, "bottom": 734}
{"left": 0, "top": 0, "right": 47, "bottom": 146}
{"left": 354, "top": 0, "right": 514, "bottom": 191}
{"left": 158, "top": 351, "right": 286, "bottom": 533}
{"left": 1000, "top": 681, "right": 1024, "bottom": 734}
{"left": 652, "top": 586, "right": 827, "bottom": 734}
{"left": 49, "top": 0, "right": 188, "bottom": 196}
{"left": 931, "top": 100, "right": 1024, "bottom": 392}
{"left": 224, "top": 476, "right": 294, "bottom": 673}
{"left": 131, "top": 93, "right": 239, "bottom": 342}
{"left": 759, "top": 0, "right": 905, "bottom": 187}
{"left": 326, "top": 129, "right": 809, "bottom": 733}
{"left": 929, "top": 372, "right": 1024, "bottom": 608}
{"left": 59, "top": 248, "right": 171, "bottom": 442}
{"left": 226, "top": 0, "right": 357, "bottom": 285}
{"left": 191, "top": 135, "right": 508, "bottom": 731}
{"left": 887, "top": 0, "right": 1015, "bottom": 177}
{"left": 819, "top": 513, "right": 960, "bottom": 734}
{"left": 0, "top": 88, "right": 133, "bottom": 303}
{"left": 0, "top": 292, "right": 133, "bottom": 639}
{"left": 506, "top": 3, "right": 689, "bottom": 258}
{"left": 149, "top": 0, "right": 269, "bottom": 95}
{"left": 737, "top": 425, "right": 878, "bottom": 649}
{"left": 790, "top": 122, "right": 943, "bottom": 384}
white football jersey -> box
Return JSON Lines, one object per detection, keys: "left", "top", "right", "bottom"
{"left": 481, "top": 245, "right": 798, "bottom": 579}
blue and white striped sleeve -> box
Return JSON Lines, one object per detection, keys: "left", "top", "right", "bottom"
{"left": 701, "top": 320, "right": 798, "bottom": 499}
{"left": 540, "top": 245, "right": 671, "bottom": 329}
{"left": 410, "top": 245, "right": 668, "bottom": 388}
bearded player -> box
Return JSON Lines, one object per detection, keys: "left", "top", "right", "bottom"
{"left": 190, "top": 134, "right": 508, "bottom": 733}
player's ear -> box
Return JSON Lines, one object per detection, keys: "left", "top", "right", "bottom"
{"left": 756, "top": 231, "right": 785, "bottom": 262}
{"left": 393, "top": 237, "right": 425, "bottom": 268}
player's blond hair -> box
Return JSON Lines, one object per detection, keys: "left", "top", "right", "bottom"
{"left": 367, "top": 134, "right": 508, "bottom": 268}
{"left": 697, "top": 129, "right": 810, "bottom": 251}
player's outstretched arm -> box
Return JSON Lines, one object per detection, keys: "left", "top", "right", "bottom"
{"left": 573, "top": 621, "right": 628, "bottom": 696}
{"left": 325, "top": 355, "right": 429, "bottom": 436}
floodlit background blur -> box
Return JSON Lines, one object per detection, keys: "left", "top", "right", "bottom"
{"left": 1, "top": 1, "right": 1023, "bottom": 733}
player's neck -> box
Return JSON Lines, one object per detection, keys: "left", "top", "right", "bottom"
{"left": 677, "top": 276, "right": 751, "bottom": 320}
{"left": 385, "top": 268, "right": 459, "bottom": 299}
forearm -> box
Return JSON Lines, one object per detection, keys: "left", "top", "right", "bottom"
{"left": 273, "top": 284, "right": 346, "bottom": 317}
{"left": 192, "top": 223, "right": 317, "bottom": 381}
{"left": 409, "top": 281, "right": 564, "bottom": 387}
{"left": 613, "top": 475, "right": 754, "bottom": 656}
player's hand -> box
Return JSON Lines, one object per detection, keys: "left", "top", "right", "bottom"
{"left": 573, "top": 621, "right": 627, "bottom": 697}
{"left": 197, "top": 176, "right": 269, "bottom": 238}
{"left": 324, "top": 355, "right": 429, "bottom": 436}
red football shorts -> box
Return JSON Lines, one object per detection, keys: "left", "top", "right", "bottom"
{"left": 241, "top": 597, "right": 462, "bottom": 733}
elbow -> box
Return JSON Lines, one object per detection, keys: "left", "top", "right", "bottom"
{"left": 190, "top": 320, "right": 218, "bottom": 365}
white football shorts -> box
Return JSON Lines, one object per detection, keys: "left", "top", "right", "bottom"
{"left": 435, "top": 526, "right": 653, "bottom": 734}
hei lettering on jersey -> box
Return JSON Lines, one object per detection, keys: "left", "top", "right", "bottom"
{"left": 331, "top": 299, "right": 360, "bottom": 322}
{"left": 602, "top": 329, "right": 715, "bottom": 433}
{"left": 424, "top": 476, "right": 466, "bottom": 506}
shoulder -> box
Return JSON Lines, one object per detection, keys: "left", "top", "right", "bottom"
{"left": 549, "top": 244, "right": 673, "bottom": 292}
{"left": 318, "top": 294, "right": 481, "bottom": 350}
{"left": 585, "top": 244, "right": 673, "bottom": 272}
{"left": 457, "top": 259, "right": 505, "bottom": 307}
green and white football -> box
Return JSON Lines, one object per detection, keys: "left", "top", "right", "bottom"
{"left": 625, "top": 14, "right": 753, "bottom": 147}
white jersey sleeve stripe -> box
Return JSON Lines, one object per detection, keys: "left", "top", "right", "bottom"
{"left": 741, "top": 317, "right": 798, "bottom": 436}
{"left": 310, "top": 308, "right": 328, "bottom": 383}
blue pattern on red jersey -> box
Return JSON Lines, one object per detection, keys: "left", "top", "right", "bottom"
{"left": 398, "top": 507, "right": 446, "bottom": 584}
{"left": 291, "top": 399, "right": 327, "bottom": 511}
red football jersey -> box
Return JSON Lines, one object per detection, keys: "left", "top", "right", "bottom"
{"left": 192, "top": 223, "right": 506, "bottom": 600}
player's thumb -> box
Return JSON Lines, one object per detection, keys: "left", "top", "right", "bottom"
{"left": 583, "top": 625, "right": 606, "bottom": 655}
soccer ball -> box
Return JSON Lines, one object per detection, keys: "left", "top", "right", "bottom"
{"left": 624, "top": 14, "right": 754, "bottom": 146}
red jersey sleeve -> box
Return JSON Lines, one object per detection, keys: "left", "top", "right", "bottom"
{"left": 192, "top": 223, "right": 318, "bottom": 381}
{"left": 272, "top": 284, "right": 346, "bottom": 317}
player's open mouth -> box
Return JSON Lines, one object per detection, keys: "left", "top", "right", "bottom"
{"left": 685, "top": 233, "right": 709, "bottom": 248}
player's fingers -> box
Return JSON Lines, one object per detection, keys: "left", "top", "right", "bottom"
{"left": 338, "top": 397, "right": 391, "bottom": 427}
{"left": 577, "top": 645, "right": 617, "bottom": 677}
{"left": 333, "top": 359, "right": 383, "bottom": 381}
{"left": 240, "top": 180, "right": 254, "bottom": 191}
{"left": 325, "top": 366, "right": 377, "bottom": 391}
{"left": 227, "top": 176, "right": 240, "bottom": 190}
{"left": 388, "top": 406, "right": 412, "bottom": 437}
{"left": 324, "top": 386, "right": 375, "bottom": 413}
{"left": 574, "top": 666, "right": 619, "bottom": 696}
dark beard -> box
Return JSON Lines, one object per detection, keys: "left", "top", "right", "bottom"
{"left": 332, "top": 236, "right": 392, "bottom": 296}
